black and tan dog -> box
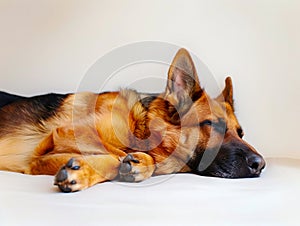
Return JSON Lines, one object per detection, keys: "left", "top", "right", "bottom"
{"left": 0, "top": 49, "right": 265, "bottom": 192}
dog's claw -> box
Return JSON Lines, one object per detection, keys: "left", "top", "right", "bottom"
{"left": 123, "top": 154, "right": 139, "bottom": 164}
{"left": 65, "top": 158, "right": 80, "bottom": 170}
{"left": 66, "top": 158, "right": 74, "bottom": 168}
{"left": 71, "top": 165, "right": 80, "bottom": 170}
{"left": 58, "top": 184, "right": 72, "bottom": 193}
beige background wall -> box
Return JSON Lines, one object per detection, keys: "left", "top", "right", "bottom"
{"left": 0, "top": 0, "right": 299, "bottom": 159}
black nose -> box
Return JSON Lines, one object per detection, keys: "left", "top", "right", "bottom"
{"left": 246, "top": 154, "right": 266, "bottom": 176}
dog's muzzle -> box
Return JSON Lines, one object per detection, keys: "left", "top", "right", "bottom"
{"left": 191, "top": 137, "right": 266, "bottom": 178}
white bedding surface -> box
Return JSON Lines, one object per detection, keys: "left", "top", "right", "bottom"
{"left": 0, "top": 158, "right": 299, "bottom": 226}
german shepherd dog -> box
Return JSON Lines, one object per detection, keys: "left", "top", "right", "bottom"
{"left": 0, "top": 49, "right": 265, "bottom": 192}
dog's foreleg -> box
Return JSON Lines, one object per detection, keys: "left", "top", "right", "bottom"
{"left": 53, "top": 154, "right": 120, "bottom": 192}
{"left": 27, "top": 154, "right": 120, "bottom": 192}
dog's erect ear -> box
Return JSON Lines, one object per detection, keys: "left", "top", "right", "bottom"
{"left": 216, "top": 77, "right": 234, "bottom": 110}
{"left": 165, "top": 48, "right": 202, "bottom": 112}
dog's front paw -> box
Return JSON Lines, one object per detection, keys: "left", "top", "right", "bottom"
{"left": 119, "top": 153, "right": 155, "bottom": 182}
{"left": 54, "top": 158, "right": 90, "bottom": 192}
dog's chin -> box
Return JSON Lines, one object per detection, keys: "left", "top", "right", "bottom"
{"left": 198, "top": 169, "right": 261, "bottom": 179}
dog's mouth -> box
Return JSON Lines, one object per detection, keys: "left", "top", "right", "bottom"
{"left": 198, "top": 162, "right": 264, "bottom": 179}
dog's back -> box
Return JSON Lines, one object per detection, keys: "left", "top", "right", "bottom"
{"left": 0, "top": 93, "right": 70, "bottom": 172}
{"left": 0, "top": 91, "right": 26, "bottom": 108}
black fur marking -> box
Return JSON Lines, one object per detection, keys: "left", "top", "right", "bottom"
{"left": 140, "top": 96, "right": 157, "bottom": 110}
{"left": 21, "top": 93, "right": 69, "bottom": 122}
{"left": 192, "top": 89, "right": 204, "bottom": 102}
{"left": 0, "top": 91, "right": 26, "bottom": 108}
{"left": 0, "top": 93, "right": 69, "bottom": 136}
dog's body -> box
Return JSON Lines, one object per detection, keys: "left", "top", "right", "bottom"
{"left": 0, "top": 49, "right": 265, "bottom": 192}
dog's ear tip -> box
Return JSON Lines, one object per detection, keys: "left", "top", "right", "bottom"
{"left": 225, "top": 77, "right": 233, "bottom": 91}
{"left": 177, "top": 48, "right": 189, "bottom": 54}
{"left": 225, "top": 76, "right": 232, "bottom": 84}
{"left": 174, "top": 48, "right": 193, "bottom": 60}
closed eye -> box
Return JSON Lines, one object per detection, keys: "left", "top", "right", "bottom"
{"left": 199, "top": 119, "right": 227, "bottom": 133}
{"left": 199, "top": 120, "right": 212, "bottom": 126}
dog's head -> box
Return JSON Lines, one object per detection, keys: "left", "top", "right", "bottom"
{"left": 161, "top": 48, "right": 265, "bottom": 178}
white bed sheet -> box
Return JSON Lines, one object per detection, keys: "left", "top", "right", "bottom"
{"left": 0, "top": 158, "right": 299, "bottom": 226}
